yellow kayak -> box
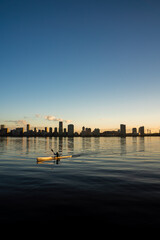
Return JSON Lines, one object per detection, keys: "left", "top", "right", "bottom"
{"left": 37, "top": 155, "right": 72, "bottom": 161}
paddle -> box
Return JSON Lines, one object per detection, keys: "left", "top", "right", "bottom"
{"left": 51, "top": 149, "right": 61, "bottom": 157}
{"left": 51, "top": 149, "right": 54, "bottom": 154}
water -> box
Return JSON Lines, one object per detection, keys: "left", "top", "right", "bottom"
{"left": 0, "top": 136, "right": 160, "bottom": 225}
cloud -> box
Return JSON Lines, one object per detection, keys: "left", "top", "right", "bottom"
{"left": 64, "top": 119, "right": 72, "bottom": 124}
{"left": 35, "top": 114, "right": 41, "bottom": 118}
{"left": 44, "top": 115, "right": 71, "bottom": 123}
{"left": 5, "top": 120, "right": 27, "bottom": 125}
{"left": 45, "top": 116, "right": 56, "bottom": 121}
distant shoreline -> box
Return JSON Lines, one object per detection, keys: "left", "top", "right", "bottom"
{"left": 0, "top": 134, "right": 160, "bottom": 138}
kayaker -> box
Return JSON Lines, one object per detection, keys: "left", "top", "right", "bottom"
{"left": 54, "top": 151, "right": 60, "bottom": 157}
{"left": 51, "top": 149, "right": 60, "bottom": 157}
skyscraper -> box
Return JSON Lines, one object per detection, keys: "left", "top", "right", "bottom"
{"left": 139, "top": 126, "right": 144, "bottom": 136}
{"left": 120, "top": 124, "right": 126, "bottom": 136}
{"left": 132, "top": 128, "right": 137, "bottom": 135}
{"left": 49, "top": 127, "right": 52, "bottom": 134}
{"left": 68, "top": 124, "right": 74, "bottom": 136}
{"left": 27, "top": 124, "right": 30, "bottom": 132}
{"left": 59, "top": 121, "right": 63, "bottom": 135}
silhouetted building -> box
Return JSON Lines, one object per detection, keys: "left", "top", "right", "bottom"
{"left": 92, "top": 128, "right": 100, "bottom": 136}
{"left": 132, "top": 128, "right": 137, "bottom": 135}
{"left": 82, "top": 126, "right": 85, "bottom": 131}
{"left": 16, "top": 128, "right": 24, "bottom": 136}
{"left": 49, "top": 127, "right": 52, "bottom": 134}
{"left": 1, "top": 125, "right": 5, "bottom": 129}
{"left": 0, "top": 127, "right": 9, "bottom": 136}
{"left": 120, "top": 124, "right": 126, "bottom": 136}
{"left": 81, "top": 127, "right": 91, "bottom": 136}
{"left": 45, "top": 127, "right": 48, "bottom": 133}
{"left": 63, "top": 128, "right": 67, "bottom": 136}
{"left": 139, "top": 126, "right": 144, "bottom": 136}
{"left": 59, "top": 121, "right": 63, "bottom": 135}
{"left": 68, "top": 124, "right": 74, "bottom": 136}
{"left": 101, "top": 130, "right": 119, "bottom": 136}
{"left": 27, "top": 124, "right": 30, "bottom": 132}
{"left": 54, "top": 127, "right": 57, "bottom": 134}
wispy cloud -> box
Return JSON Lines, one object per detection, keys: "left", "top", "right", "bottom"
{"left": 35, "top": 114, "right": 41, "bottom": 118}
{"left": 5, "top": 120, "right": 27, "bottom": 125}
{"left": 44, "top": 115, "right": 71, "bottom": 123}
{"left": 35, "top": 114, "right": 72, "bottom": 124}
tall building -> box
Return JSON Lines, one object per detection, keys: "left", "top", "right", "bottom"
{"left": 120, "top": 124, "right": 126, "bottom": 136}
{"left": 54, "top": 127, "right": 57, "bottom": 134}
{"left": 68, "top": 124, "right": 74, "bottom": 136}
{"left": 59, "top": 121, "right": 63, "bottom": 135}
{"left": 49, "top": 127, "right": 52, "bottom": 134}
{"left": 27, "top": 124, "right": 30, "bottom": 132}
{"left": 139, "top": 126, "right": 144, "bottom": 136}
{"left": 82, "top": 126, "right": 85, "bottom": 131}
{"left": 16, "top": 128, "right": 24, "bottom": 136}
{"left": 132, "top": 128, "right": 137, "bottom": 135}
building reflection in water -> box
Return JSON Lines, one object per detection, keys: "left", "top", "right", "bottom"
{"left": 138, "top": 136, "right": 145, "bottom": 152}
{"left": 132, "top": 136, "right": 138, "bottom": 153}
{"left": 68, "top": 137, "right": 74, "bottom": 153}
{"left": 26, "top": 137, "right": 30, "bottom": 154}
{"left": 120, "top": 137, "right": 126, "bottom": 155}
{"left": 59, "top": 137, "right": 63, "bottom": 154}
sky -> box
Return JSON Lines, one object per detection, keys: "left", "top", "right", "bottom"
{"left": 1, "top": 0, "right": 160, "bottom": 132}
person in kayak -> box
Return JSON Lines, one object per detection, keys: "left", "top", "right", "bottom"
{"left": 55, "top": 151, "right": 60, "bottom": 157}
{"left": 51, "top": 149, "right": 60, "bottom": 157}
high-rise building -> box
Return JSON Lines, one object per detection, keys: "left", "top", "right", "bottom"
{"left": 139, "top": 126, "right": 144, "bottom": 136}
{"left": 16, "top": 128, "right": 24, "bottom": 136}
{"left": 68, "top": 124, "right": 74, "bottom": 136}
{"left": 27, "top": 124, "right": 30, "bottom": 132}
{"left": 82, "top": 126, "right": 85, "bottom": 131}
{"left": 59, "top": 121, "right": 63, "bottom": 135}
{"left": 49, "top": 127, "right": 52, "bottom": 134}
{"left": 132, "top": 128, "right": 137, "bottom": 135}
{"left": 45, "top": 127, "right": 48, "bottom": 133}
{"left": 120, "top": 124, "right": 126, "bottom": 136}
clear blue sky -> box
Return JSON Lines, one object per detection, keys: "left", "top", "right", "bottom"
{"left": 1, "top": 0, "right": 160, "bottom": 132}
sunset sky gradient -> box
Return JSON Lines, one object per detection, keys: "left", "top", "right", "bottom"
{"left": 1, "top": 0, "right": 160, "bottom": 132}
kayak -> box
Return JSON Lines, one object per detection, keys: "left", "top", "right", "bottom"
{"left": 37, "top": 155, "right": 72, "bottom": 161}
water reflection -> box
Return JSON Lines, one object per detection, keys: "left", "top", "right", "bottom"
{"left": 68, "top": 138, "right": 74, "bottom": 153}
{"left": 53, "top": 137, "right": 58, "bottom": 152}
{"left": 94, "top": 137, "right": 100, "bottom": 151}
{"left": 120, "top": 137, "right": 126, "bottom": 155}
{"left": 132, "top": 136, "right": 137, "bottom": 149}
{"left": 37, "top": 158, "right": 60, "bottom": 165}
{"left": 59, "top": 137, "right": 63, "bottom": 154}
{"left": 138, "top": 137, "right": 145, "bottom": 152}
{"left": 26, "top": 137, "right": 30, "bottom": 154}
{"left": 0, "top": 137, "right": 8, "bottom": 155}
{"left": 0, "top": 136, "right": 146, "bottom": 160}
{"left": 82, "top": 137, "right": 92, "bottom": 150}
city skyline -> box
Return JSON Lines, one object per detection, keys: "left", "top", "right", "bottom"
{"left": 1, "top": 121, "right": 160, "bottom": 137}
{"left": 1, "top": 114, "right": 160, "bottom": 134}
{"left": 1, "top": 0, "right": 160, "bottom": 131}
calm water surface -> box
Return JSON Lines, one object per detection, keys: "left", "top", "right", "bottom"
{"left": 0, "top": 136, "right": 160, "bottom": 225}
